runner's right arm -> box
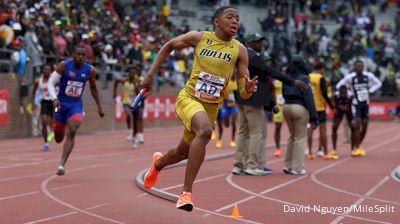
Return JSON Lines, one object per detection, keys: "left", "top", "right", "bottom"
{"left": 48, "top": 62, "right": 65, "bottom": 110}
{"left": 31, "top": 78, "right": 39, "bottom": 110}
{"left": 140, "top": 31, "right": 203, "bottom": 91}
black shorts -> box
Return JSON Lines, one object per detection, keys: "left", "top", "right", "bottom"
{"left": 317, "top": 111, "right": 327, "bottom": 123}
{"left": 40, "top": 100, "right": 54, "bottom": 116}
{"left": 352, "top": 104, "right": 369, "bottom": 119}
{"left": 334, "top": 109, "right": 352, "bottom": 123}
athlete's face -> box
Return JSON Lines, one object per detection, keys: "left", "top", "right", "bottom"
{"left": 73, "top": 48, "right": 87, "bottom": 65}
{"left": 354, "top": 62, "right": 364, "bottom": 74}
{"left": 42, "top": 65, "right": 51, "bottom": 77}
{"left": 215, "top": 8, "right": 240, "bottom": 36}
{"left": 339, "top": 88, "right": 347, "bottom": 98}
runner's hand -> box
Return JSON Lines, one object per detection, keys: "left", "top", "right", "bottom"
{"left": 139, "top": 75, "right": 153, "bottom": 93}
{"left": 98, "top": 106, "right": 105, "bottom": 118}
{"left": 245, "top": 76, "right": 258, "bottom": 93}
{"left": 53, "top": 99, "right": 60, "bottom": 112}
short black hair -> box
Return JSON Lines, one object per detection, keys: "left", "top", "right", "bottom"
{"left": 354, "top": 59, "right": 363, "bottom": 65}
{"left": 74, "top": 44, "right": 86, "bottom": 51}
{"left": 212, "top": 6, "right": 236, "bottom": 24}
{"left": 314, "top": 62, "right": 325, "bottom": 70}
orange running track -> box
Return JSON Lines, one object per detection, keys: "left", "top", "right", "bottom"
{"left": 0, "top": 121, "right": 399, "bottom": 224}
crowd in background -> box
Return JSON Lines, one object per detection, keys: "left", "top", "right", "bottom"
{"left": 0, "top": 0, "right": 400, "bottom": 98}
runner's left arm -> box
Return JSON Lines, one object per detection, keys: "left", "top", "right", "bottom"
{"left": 89, "top": 66, "right": 104, "bottom": 117}
{"left": 320, "top": 77, "right": 334, "bottom": 109}
{"left": 367, "top": 72, "right": 382, "bottom": 93}
{"left": 237, "top": 44, "right": 258, "bottom": 99}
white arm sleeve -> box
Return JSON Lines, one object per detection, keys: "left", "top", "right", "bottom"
{"left": 336, "top": 74, "right": 352, "bottom": 90}
{"left": 48, "top": 71, "right": 61, "bottom": 100}
{"left": 368, "top": 72, "right": 382, "bottom": 93}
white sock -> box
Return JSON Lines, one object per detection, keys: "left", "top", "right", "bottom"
{"left": 44, "top": 142, "right": 49, "bottom": 146}
{"left": 128, "top": 129, "right": 132, "bottom": 136}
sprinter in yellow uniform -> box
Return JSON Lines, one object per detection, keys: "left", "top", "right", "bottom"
{"left": 140, "top": 7, "right": 258, "bottom": 212}
{"left": 307, "top": 63, "right": 334, "bottom": 159}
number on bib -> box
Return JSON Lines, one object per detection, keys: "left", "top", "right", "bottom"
{"left": 357, "top": 89, "right": 368, "bottom": 102}
{"left": 194, "top": 72, "right": 225, "bottom": 101}
{"left": 65, "top": 80, "right": 84, "bottom": 97}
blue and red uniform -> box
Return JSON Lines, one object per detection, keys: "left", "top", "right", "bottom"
{"left": 53, "top": 59, "right": 91, "bottom": 130}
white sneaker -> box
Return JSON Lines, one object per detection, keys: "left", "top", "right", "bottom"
{"left": 132, "top": 137, "right": 139, "bottom": 149}
{"left": 317, "top": 150, "right": 324, "bottom": 157}
{"left": 126, "top": 135, "right": 133, "bottom": 141}
{"left": 138, "top": 133, "right": 144, "bottom": 144}
{"left": 232, "top": 166, "right": 245, "bottom": 175}
{"left": 288, "top": 169, "right": 306, "bottom": 175}
{"left": 56, "top": 165, "right": 65, "bottom": 176}
{"left": 244, "top": 168, "right": 269, "bottom": 176}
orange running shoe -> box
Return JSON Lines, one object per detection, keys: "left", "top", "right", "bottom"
{"left": 143, "top": 152, "right": 163, "bottom": 189}
{"left": 176, "top": 191, "right": 193, "bottom": 212}
{"left": 307, "top": 154, "right": 315, "bottom": 160}
{"left": 216, "top": 139, "right": 222, "bottom": 148}
{"left": 274, "top": 148, "right": 281, "bottom": 157}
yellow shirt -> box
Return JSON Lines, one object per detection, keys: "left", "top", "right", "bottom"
{"left": 309, "top": 72, "right": 326, "bottom": 111}
{"left": 273, "top": 80, "right": 285, "bottom": 105}
{"left": 123, "top": 80, "right": 136, "bottom": 105}
{"left": 182, "top": 31, "right": 240, "bottom": 104}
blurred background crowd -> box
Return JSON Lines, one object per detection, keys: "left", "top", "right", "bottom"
{"left": 0, "top": 0, "right": 399, "bottom": 97}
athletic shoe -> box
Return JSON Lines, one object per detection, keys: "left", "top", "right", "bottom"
{"left": 126, "top": 135, "right": 133, "bottom": 141}
{"left": 307, "top": 154, "right": 315, "bottom": 160}
{"left": 262, "top": 167, "right": 273, "bottom": 174}
{"left": 358, "top": 145, "right": 366, "bottom": 156}
{"left": 288, "top": 169, "right": 306, "bottom": 175}
{"left": 244, "top": 168, "right": 270, "bottom": 176}
{"left": 216, "top": 140, "right": 222, "bottom": 148}
{"left": 56, "top": 165, "right": 65, "bottom": 176}
{"left": 351, "top": 149, "right": 361, "bottom": 157}
{"left": 229, "top": 140, "right": 236, "bottom": 148}
{"left": 41, "top": 144, "right": 49, "bottom": 152}
{"left": 211, "top": 130, "right": 216, "bottom": 140}
{"left": 132, "top": 137, "right": 139, "bottom": 149}
{"left": 317, "top": 150, "right": 324, "bottom": 158}
{"left": 328, "top": 150, "right": 339, "bottom": 160}
{"left": 138, "top": 133, "right": 144, "bottom": 144}
{"left": 143, "top": 152, "right": 163, "bottom": 189}
{"left": 274, "top": 148, "right": 281, "bottom": 157}
{"left": 176, "top": 191, "right": 193, "bottom": 212}
{"left": 47, "top": 132, "right": 55, "bottom": 142}
{"left": 232, "top": 166, "right": 245, "bottom": 175}
{"left": 283, "top": 167, "right": 291, "bottom": 174}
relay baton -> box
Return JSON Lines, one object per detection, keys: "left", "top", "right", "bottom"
{"left": 130, "top": 88, "right": 147, "bottom": 111}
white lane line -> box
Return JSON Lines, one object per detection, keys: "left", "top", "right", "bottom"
{"left": 216, "top": 174, "right": 307, "bottom": 212}
{"left": 227, "top": 172, "right": 392, "bottom": 224}
{"left": 311, "top": 134, "right": 400, "bottom": 206}
{"left": 0, "top": 191, "right": 40, "bottom": 201}
{"left": 24, "top": 212, "right": 79, "bottom": 224}
{"left": 330, "top": 176, "right": 390, "bottom": 224}
{"left": 137, "top": 172, "right": 228, "bottom": 197}
{"left": 50, "top": 183, "right": 84, "bottom": 191}
{"left": 193, "top": 206, "right": 263, "bottom": 224}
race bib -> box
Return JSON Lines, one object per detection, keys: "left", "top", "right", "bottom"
{"left": 65, "top": 80, "right": 84, "bottom": 97}
{"left": 277, "top": 94, "right": 285, "bottom": 105}
{"left": 356, "top": 89, "right": 368, "bottom": 102}
{"left": 194, "top": 72, "right": 225, "bottom": 101}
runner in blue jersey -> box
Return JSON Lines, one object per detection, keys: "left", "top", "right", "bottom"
{"left": 47, "top": 45, "right": 104, "bottom": 176}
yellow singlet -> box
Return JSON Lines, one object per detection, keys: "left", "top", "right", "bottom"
{"left": 176, "top": 31, "right": 240, "bottom": 144}
{"left": 309, "top": 72, "right": 326, "bottom": 112}
{"left": 123, "top": 80, "right": 136, "bottom": 105}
